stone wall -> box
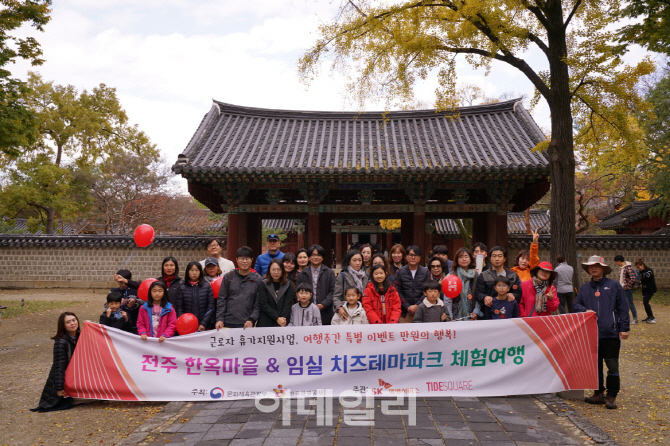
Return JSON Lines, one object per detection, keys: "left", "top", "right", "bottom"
{"left": 508, "top": 235, "right": 670, "bottom": 287}
{"left": 0, "top": 235, "right": 218, "bottom": 289}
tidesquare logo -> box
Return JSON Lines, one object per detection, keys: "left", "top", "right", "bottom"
{"left": 273, "top": 384, "right": 285, "bottom": 397}
{"left": 210, "top": 387, "right": 225, "bottom": 399}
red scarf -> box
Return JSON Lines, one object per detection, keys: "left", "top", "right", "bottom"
{"left": 162, "top": 275, "right": 176, "bottom": 289}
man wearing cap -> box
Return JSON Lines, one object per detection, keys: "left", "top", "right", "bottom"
{"left": 200, "top": 238, "right": 235, "bottom": 275}
{"left": 255, "top": 234, "right": 285, "bottom": 277}
{"left": 574, "top": 255, "right": 630, "bottom": 410}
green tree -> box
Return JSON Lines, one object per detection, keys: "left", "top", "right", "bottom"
{"left": 0, "top": 73, "right": 159, "bottom": 233}
{"left": 299, "top": 0, "right": 653, "bottom": 285}
{"left": 645, "top": 66, "right": 670, "bottom": 217}
{"left": 0, "top": 0, "right": 51, "bottom": 154}
{"left": 618, "top": 1, "right": 670, "bottom": 54}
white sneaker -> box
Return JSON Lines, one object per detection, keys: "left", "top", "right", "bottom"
{"left": 645, "top": 318, "right": 656, "bottom": 324}
{"left": 631, "top": 319, "right": 638, "bottom": 325}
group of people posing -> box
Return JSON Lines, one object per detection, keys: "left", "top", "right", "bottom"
{"left": 33, "top": 234, "right": 656, "bottom": 413}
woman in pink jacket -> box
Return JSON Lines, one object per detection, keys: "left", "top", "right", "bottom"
{"left": 519, "top": 261, "right": 559, "bottom": 317}
{"left": 137, "top": 281, "right": 177, "bottom": 341}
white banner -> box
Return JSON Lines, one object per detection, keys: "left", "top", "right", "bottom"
{"left": 65, "top": 313, "right": 598, "bottom": 401}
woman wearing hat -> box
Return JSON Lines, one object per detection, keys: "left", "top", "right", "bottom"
{"left": 519, "top": 261, "right": 559, "bottom": 317}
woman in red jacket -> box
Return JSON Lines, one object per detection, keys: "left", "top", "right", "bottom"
{"left": 519, "top": 261, "right": 559, "bottom": 317}
{"left": 363, "top": 264, "right": 402, "bottom": 324}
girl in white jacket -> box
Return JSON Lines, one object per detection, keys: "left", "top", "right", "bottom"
{"left": 331, "top": 287, "right": 369, "bottom": 325}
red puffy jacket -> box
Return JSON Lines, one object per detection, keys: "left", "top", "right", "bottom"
{"left": 362, "top": 282, "right": 401, "bottom": 324}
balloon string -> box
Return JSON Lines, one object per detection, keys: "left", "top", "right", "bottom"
{"left": 120, "top": 247, "right": 137, "bottom": 269}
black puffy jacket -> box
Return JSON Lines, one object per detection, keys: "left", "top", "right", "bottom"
{"left": 177, "top": 281, "right": 215, "bottom": 327}
{"left": 158, "top": 276, "right": 183, "bottom": 307}
{"left": 394, "top": 265, "right": 430, "bottom": 313}
{"left": 33, "top": 334, "right": 77, "bottom": 411}
{"left": 257, "top": 281, "right": 295, "bottom": 327}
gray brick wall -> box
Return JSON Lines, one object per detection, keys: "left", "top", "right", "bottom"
{"left": 0, "top": 236, "right": 221, "bottom": 288}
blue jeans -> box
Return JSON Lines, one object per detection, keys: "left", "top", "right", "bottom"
{"left": 624, "top": 289, "right": 637, "bottom": 319}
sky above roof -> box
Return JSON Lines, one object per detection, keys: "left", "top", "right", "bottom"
{"left": 11, "top": 0, "right": 650, "bottom": 192}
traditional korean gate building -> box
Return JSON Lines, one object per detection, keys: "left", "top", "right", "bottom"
{"left": 173, "top": 99, "right": 550, "bottom": 265}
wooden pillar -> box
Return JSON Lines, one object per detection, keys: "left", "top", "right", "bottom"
{"left": 335, "top": 229, "right": 343, "bottom": 268}
{"left": 320, "top": 214, "right": 333, "bottom": 267}
{"left": 424, "top": 220, "right": 434, "bottom": 262}
{"left": 486, "top": 212, "right": 497, "bottom": 251}
{"left": 226, "top": 213, "right": 240, "bottom": 263}
{"left": 473, "top": 214, "right": 488, "bottom": 247}
{"left": 295, "top": 221, "right": 305, "bottom": 249}
{"left": 401, "top": 214, "right": 413, "bottom": 249}
{"left": 246, "top": 213, "right": 262, "bottom": 260}
{"left": 386, "top": 231, "right": 393, "bottom": 251}
{"left": 307, "top": 206, "right": 320, "bottom": 248}
{"left": 495, "top": 212, "right": 508, "bottom": 251}
{"left": 413, "top": 205, "right": 426, "bottom": 264}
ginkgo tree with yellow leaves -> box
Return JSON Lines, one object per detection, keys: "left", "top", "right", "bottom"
{"left": 299, "top": 0, "right": 653, "bottom": 282}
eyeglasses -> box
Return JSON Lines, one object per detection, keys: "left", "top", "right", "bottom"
{"left": 430, "top": 265, "right": 442, "bottom": 269}
{"left": 310, "top": 253, "right": 323, "bottom": 258}
{"left": 237, "top": 257, "right": 252, "bottom": 262}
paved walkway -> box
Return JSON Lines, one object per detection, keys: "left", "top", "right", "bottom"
{"left": 120, "top": 394, "right": 618, "bottom": 446}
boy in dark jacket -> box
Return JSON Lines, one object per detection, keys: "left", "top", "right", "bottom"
{"left": 574, "top": 255, "right": 629, "bottom": 410}
{"left": 99, "top": 291, "right": 135, "bottom": 333}
{"left": 484, "top": 277, "right": 519, "bottom": 320}
{"left": 413, "top": 280, "right": 451, "bottom": 323}
{"left": 634, "top": 259, "right": 656, "bottom": 324}
{"left": 111, "top": 269, "right": 144, "bottom": 328}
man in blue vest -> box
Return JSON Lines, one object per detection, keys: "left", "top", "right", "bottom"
{"left": 255, "top": 234, "right": 285, "bottom": 277}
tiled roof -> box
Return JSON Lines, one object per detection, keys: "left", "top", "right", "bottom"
{"left": 653, "top": 225, "right": 670, "bottom": 235}
{"left": 507, "top": 210, "right": 550, "bottom": 234}
{"left": 596, "top": 199, "right": 660, "bottom": 230}
{"left": 434, "top": 219, "right": 461, "bottom": 236}
{"left": 262, "top": 219, "right": 296, "bottom": 233}
{"left": 174, "top": 99, "right": 548, "bottom": 175}
{"left": 434, "top": 210, "right": 550, "bottom": 236}
{"left": 0, "top": 235, "right": 213, "bottom": 249}
{"left": 509, "top": 234, "right": 670, "bottom": 250}
{"left": 2, "top": 218, "right": 76, "bottom": 235}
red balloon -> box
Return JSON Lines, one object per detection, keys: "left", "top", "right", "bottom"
{"left": 138, "top": 278, "right": 158, "bottom": 301}
{"left": 442, "top": 275, "right": 463, "bottom": 299}
{"left": 133, "top": 224, "right": 155, "bottom": 248}
{"left": 176, "top": 313, "right": 199, "bottom": 335}
{"left": 210, "top": 277, "right": 223, "bottom": 299}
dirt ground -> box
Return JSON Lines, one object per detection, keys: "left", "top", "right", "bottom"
{"left": 0, "top": 289, "right": 668, "bottom": 446}
{"left": 0, "top": 289, "right": 164, "bottom": 446}
{"left": 569, "top": 299, "right": 670, "bottom": 445}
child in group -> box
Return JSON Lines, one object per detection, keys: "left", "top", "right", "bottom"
{"left": 413, "top": 280, "right": 452, "bottom": 323}
{"left": 485, "top": 277, "right": 519, "bottom": 320}
{"left": 110, "top": 269, "right": 143, "bottom": 327}
{"left": 203, "top": 257, "right": 223, "bottom": 284}
{"left": 331, "top": 286, "right": 369, "bottom": 325}
{"left": 363, "top": 264, "right": 401, "bottom": 324}
{"left": 177, "top": 262, "right": 215, "bottom": 332}
{"left": 137, "top": 281, "right": 177, "bottom": 342}
{"left": 99, "top": 291, "right": 135, "bottom": 333}
{"left": 288, "top": 283, "right": 322, "bottom": 326}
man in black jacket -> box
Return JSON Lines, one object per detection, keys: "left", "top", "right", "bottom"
{"left": 574, "top": 255, "right": 629, "bottom": 410}
{"left": 474, "top": 246, "right": 522, "bottom": 319}
{"left": 395, "top": 245, "right": 430, "bottom": 323}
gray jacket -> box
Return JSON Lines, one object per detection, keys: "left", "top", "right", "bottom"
{"left": 413, "top": 298, "right": 451, "bottom": 323}
{"left": 216, "top": 270, "right": 261, "bottom": 326}
{"left": 333, "top": 269, "right": 369, "bottom": 310}
{"left": 331, "top": 302, "right": 368, "bottom": 325}
{"left": 288, "top": 302, "right": 322, "bottom": 326}
{"left": 554, "top": 262, "right": 574, "bottom": 293}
